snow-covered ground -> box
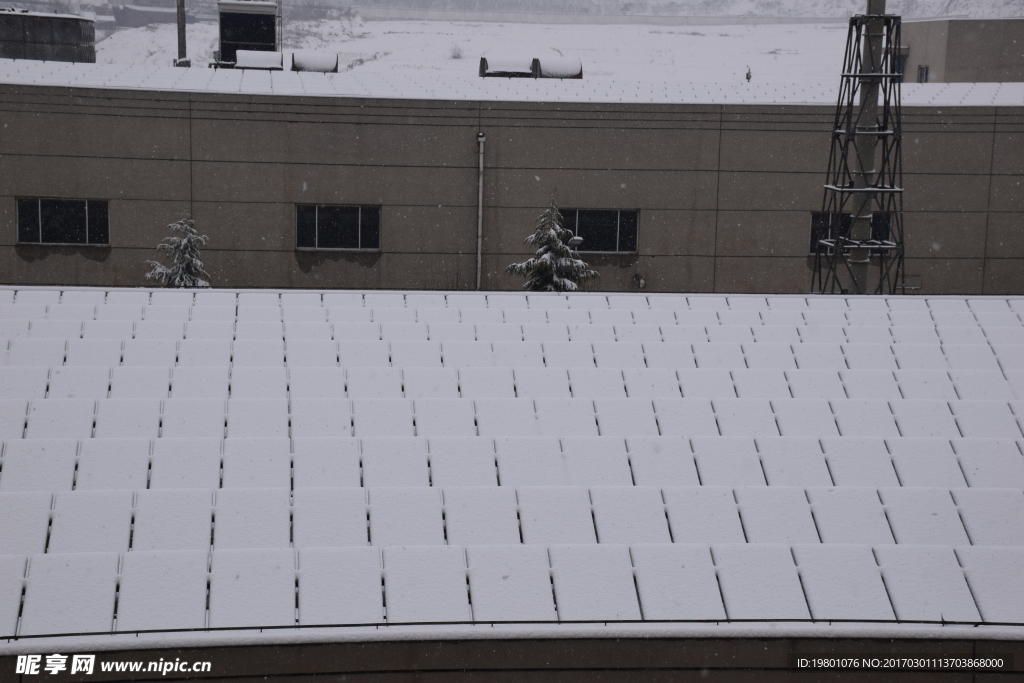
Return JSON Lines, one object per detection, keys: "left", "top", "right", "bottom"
{"left": 97, "top": 18, "right": 849, "bottom": 83}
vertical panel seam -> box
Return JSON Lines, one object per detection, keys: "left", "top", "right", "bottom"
{"left": 712, "top": 105, "right": 723, "bottom": 292}
{"left": 980, "top": 109, "right": 996, "bottom": 294}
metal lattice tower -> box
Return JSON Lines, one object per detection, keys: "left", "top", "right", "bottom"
{"left": 812, "top": 0, "right": 905, "bottom": 295}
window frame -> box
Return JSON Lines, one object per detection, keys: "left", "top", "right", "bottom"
{"left": 295, "top": 204, "right": 381, "bottom": 252}
{"left": 16, "top": 197, "right": 110, "bottom": 246}
{"left": 561, "top": 208, "right": 639, "bottom": 254}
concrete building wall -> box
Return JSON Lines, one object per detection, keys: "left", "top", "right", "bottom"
{"left": 903, "top": 18, "right": 1024, "bottom": 84}
{"left": 1, "top": 84, "right": 1022, "bottom": 294}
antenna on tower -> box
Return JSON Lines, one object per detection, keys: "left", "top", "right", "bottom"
{"left": 812, "top": 0, "right": 905, "bottom": 295}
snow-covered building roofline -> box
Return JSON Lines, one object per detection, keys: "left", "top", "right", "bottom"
{"left": 215, "top": 0, "right": 277, "bottom": 14}
{"left": 0, "top": 7, "right": 92, "bottom": 19}
{"left": 1, "top": 58, "right": 1022, "bottom": 105}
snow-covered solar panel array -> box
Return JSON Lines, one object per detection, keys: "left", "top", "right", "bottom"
{"left": 1, "top": 287, "right": 1023, "bottom": 649}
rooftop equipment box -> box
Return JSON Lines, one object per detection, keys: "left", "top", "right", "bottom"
{"left": 217, "top": 0, "right": 276, "bottom": 64}
{"left": 0, "top": 9, "right": 95, "bottom": 62}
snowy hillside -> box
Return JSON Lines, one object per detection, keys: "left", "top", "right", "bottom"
{"left": 303, "top": 0, "right": 1023, "bottom": 19}
{"left": 98, "top": 18, "right": 848, "bottom": 82}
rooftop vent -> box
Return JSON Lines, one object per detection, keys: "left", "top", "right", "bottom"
{"left": 231, "top": 50, "right": 340, "bottom": 72}
{"left": 291, "top": 50, "right": 338, "bottom": 73}
{"left": 217, "top": 0, "right": 277, "bottom": 64}
{"left": 479, "top": 56, "right": 582, "bottom": 79}
{"left": 234, "top": 48, "right": 282, "bottom": 70}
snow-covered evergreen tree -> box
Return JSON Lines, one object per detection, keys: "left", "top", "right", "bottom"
{"left": 506, "top": 195, "right": 598, "bottom": 292}
{"left": 145, "top": 211, "right": 211, "bottom": 288}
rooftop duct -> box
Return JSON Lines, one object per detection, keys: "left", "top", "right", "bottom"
{"left": 291, "top": 50, "right": 339, "bottom": 73}
{"left": 479, "top": 56, "right": 582, "bottom": 79}
{"left": 234, "top": 48, "right": 283, "bottom": 69}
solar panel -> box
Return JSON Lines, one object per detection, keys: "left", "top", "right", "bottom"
{"left": 4, "top": 287, "right": 1024, "bottom": 642}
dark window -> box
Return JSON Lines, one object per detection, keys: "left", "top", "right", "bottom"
{"left": 296, "top": 205, "right": 381, "bottom": 250}
{"left": 16, "top": 198, "right": 109, "bottom": 245}
{"left": 561, "top": 209, "right": 638, "bottom": 253}
{"left": 892, "top": 55, "right": 907, "bottom": 84}
{"left": 810, "top": 211, "right": 891, "bottom": 255}
{"left": 219, "top": 11, "right": 276, "bottom": 63}
{"left": 917, "top": 65, "right": 929, "bottom": 83}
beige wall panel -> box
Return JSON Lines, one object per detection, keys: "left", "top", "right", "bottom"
{"left": 190, "top": 119, "right": 476, "bottom": 167}
{"left": 481, "top": 207, "right": 547, "bottom": 256}
{"left": 489, "top": 253, "right": 715, "bottom": 294}
{"left": 716, "top": 171, "right": 819, "bottom": 212}
{"left": 713, "top": 257, "right": 812, "bottom": 294}
{"left": 382, "top": 205, "right": 477, "bottom": 255}
{"left": 191, "top": 201, "right": 295, "bottom": 251}
{"left": 1, "top": 245, "right": 150, "bottom": 287}
{"left": 485, "top": 169, "right": 719, "bottom": 211}
{"left": 719, "top": 131, "right": 830, "bottom": 174}
{"left": 203, "top": 248, "right": 377, "bottom": 289}
{"left": 982, "top": 258, "right": 1024, "bottom": 295}
{"left": 988, "top": 176, "right": 1024, "bottom": 212}
{"left": 902, "top": 20, "right": 949, "bottom": 83}
{"left": 902, "top": 174, "right": 991, "bottom": 212}
{"left": 902, "top": 132, "right": 993, "bottom": 175}
{"left": 903, "top": 258, "right": 985, "bottom": 295}
{"left": 191, "top": 162, "right": 477, "bottom": 206}
{"left": 0, "top": 156, "right": 191, "bottom": 202}
{"left": 0, "top": 111, "right": 190, "bottom": 160}
{"left": 715, "top": 211, "right": 813, "bottom": 258}
{"left": 991, "top": 132, "right": 1024, "bottom": 175}
{"left": 633, "top": 210, "right": 717, "bottom": 257}
{"left": 481, "top": 102, "right": 719, "bottom": 128}
{"left": 486, "top": 125, "right": 721, "bottom": 172}
{"left": 0, "top": 198, "right": 15, "bottom": 247}
{"left": 984, "top": 212, "right": 1024, "bottom": 258}
{"left": 640, "top": 255, "right": 716, "bottom": 293}
{"left": 110, "top": 200, "right": 197, "bottom": 250}
{"left": 902, "top": 211, "right": 988, "bottom": 259}
{"left": 202, "top": 249, "right": 477, "bottom": 291}
{"left": 946, "top": 20, "right": 1024, "bottom": 82}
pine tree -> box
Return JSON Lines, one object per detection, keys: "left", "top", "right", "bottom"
{"left": 145, "top": 211, "right": 211, "bottom": 288}
{"left": 506, "top": 195, "right": 599, "bottom": 292}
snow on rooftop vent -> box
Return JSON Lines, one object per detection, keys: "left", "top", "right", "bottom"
{"left": 479, "top": 56, "right": 536, "bottom": 78}
{"left": 216, "top": 0, "right": 277, "bottom": 12}
{"left": 235, "top": 50, "right": 283, "bottom": 70}
{"left": 291, "top": 51, "right": 338, "bottom": 73}
{"left": 537, "top": 57, "right": 582, "bottom": 80}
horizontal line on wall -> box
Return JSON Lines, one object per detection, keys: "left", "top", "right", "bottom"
{"left": 4, "top": 89, "right": 1012, "bottom": 122}
{"left": 0, "top": 153, "right": 1009, "bottom": 179}
{"left": 0, "top": 195, "right": 1016, "bottom": 214}
{"left": 0, "top": 245, "right": 1007, "bottom": 261}
{"left": 3, "top": 102, "right": 1008, "bottom": 132}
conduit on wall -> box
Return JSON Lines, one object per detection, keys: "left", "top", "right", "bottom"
{"left": 476, "top": 131, "right": 486, "bottom": 291}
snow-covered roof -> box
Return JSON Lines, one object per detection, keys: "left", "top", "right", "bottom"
{"left": 1, "top": 287, "right": 1023, "bottom": 654}
{"left": 1, "top": 58, "right": 1023, "bottom": 105}
{"left": 0, "top": 8, "right": 91, "bottom": 20}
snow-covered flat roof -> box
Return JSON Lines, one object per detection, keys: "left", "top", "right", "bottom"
{"left": 1, "top": 58, "right": 1023, "bottom": 106}
{"left": 1, "top": 287, "right": 1023, "bottom": 653}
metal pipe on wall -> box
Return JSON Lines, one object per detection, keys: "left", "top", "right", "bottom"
{"left": 476, "top": 131, "right": 486, "bottom": 290}
{"left": 849, "top": 0, "right": 886, "bottom": 284}
{"left": 176, "top": 0, "right": 187, "bottom": 63}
